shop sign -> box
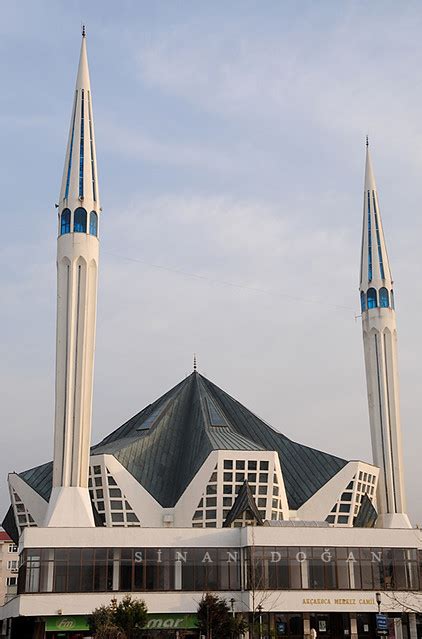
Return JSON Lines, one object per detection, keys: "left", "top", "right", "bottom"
{"left": 376, "top": 613, "right": 388, "bottom": 636}
{"left": 276, "top": 620, "right": 287, "bottom": 635}
{"left": 45, "top": 616, "right": 90, "bottom": 631}
{"left": 144, "top": 613, "right": 197, "bottom": 630}
{"left": 46, "top": 613, "right": 197, "bottom": 631}
{"left": 129, "top": 548, "right": 409, "bottom": 566}
{"left": 134, "top": 550, "right": 239, "bottom": 564}
{"left": 302, "top": 598, "right": 375, "bottom": 606}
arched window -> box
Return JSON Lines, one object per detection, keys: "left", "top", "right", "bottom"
{"left": 74, "top": 207, "right": 87, "bottom": 233}
{"left": 60, "top": 208, "right": 71, "bottom": 235}
{"left": 360, "top": 291, "right": 366, "bottom": 312}
{"left": 89, "top": 211, "right": 98, "bottom": 236}
{"left": 367, "top": 288, "right": 378, "bottom": 309}
{"left": 379, "top": 287, "right": 389, "bottom": 308}
{"left": 391, "top": 289, "right": 395, "bottom": 309}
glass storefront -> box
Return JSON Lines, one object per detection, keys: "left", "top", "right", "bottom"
{"left": 247, "top": 546, "right": 421, "bottom": 591}
{"left": 272, "top": 612, "right": 303, "bottom": 637}
{"left": 9, "top": 611, "right": 422, "bottom": 639}
{"left": 18, "top": 546, "right": 422, "bottom": 594}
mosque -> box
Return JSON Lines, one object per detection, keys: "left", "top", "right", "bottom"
{"left": 0, "top": 31, "right": 421, "bottom": 639}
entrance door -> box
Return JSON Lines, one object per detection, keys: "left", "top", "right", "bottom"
{"left": 357, "top": 612, "right": 376, "bottom": 639}
{"left": 310, "top": 613, "right": 350, "bottom": 639}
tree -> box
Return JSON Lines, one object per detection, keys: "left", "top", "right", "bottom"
{"left": 382, "top": 590, "right": 422, "bottom": 615}
{"left": 197, "top": 593, "right": 247, "bottom": 639}
{"left": 247, "top": 527, "right": 282, "bottom": 637}
{"left": 89, "top": 601, "right": 121, "bottom": 639}
{"left": 114, "top": 595, "right": 148, "bottom": 639}
{"left": 90, "top": 595, "right": 148, "bottom": 639}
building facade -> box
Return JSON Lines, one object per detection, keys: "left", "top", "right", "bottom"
{"left": 3, "top": 526, "right": 422, "bottom": 638}
{"left": 0, "top": 533, "right": 18, "bottom": 607}
{"left": 1, "top": 29, "right": 421, "bottom": 639}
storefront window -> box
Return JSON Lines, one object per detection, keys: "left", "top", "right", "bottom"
{"left": 18, "top": 545, "right": 421, "bottom": 594}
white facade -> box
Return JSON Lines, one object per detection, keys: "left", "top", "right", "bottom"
{"left": 296, "top": 461, "right": 379, "bottom": 526}
{"left": 1, "top": 526, "right": 421, "bottom": 620}
{"left": 359, "top": 145, "right": 410, "bottom": 529}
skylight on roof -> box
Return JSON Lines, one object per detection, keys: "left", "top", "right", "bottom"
{"left": 205, "top": 397, "right": 228, "bottom": 427}
{"left": 136, "top": 398, "right": 171, "bottom": 432}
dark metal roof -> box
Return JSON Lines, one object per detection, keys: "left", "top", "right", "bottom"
{"left": 353, "top": 494, "right": 377, "bottom": 528}
{"left": 19, "top": 461, "right": 52, "bottom": 502}
{"left": 223, "top": 480, "right": 263, "bottom": 527}
{"left": 1, "top": 505, "right": 19, "bottom": 544}
{"left": 16, "top": 371, "right": 347, "bottom": 510}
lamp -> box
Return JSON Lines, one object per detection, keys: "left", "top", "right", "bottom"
{"left": 257, "top": 604, "right": 263, "bottom": 639}
{"left": 230, "top": 598, "right": 236, "bottom": 639}
{"left": 230, "top": 597, "right": 235, "bottom": 617}
{"left": 375, "top": 592, "right": 381, "bottom": 614}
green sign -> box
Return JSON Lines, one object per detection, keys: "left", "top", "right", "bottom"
{"left": 45, "top": 613, "right": 197, "bottom": 632}
{"left": 144, "top": 613, "right": 197, "bottom": 630}
{"left": 45, "top": 616, "right": 90, "bottom": 632}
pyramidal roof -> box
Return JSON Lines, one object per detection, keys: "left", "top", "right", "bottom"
{"left": 19, "top": 372, "right": 347, "bottom": 510}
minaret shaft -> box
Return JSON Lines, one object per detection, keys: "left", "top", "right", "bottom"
{"left": 362, "top": 313, "right": 405, "bottom": 514}
{"left": 54, "top": 235, "right": 98, "bottom": 489}
{"left": 45, "top": 32, "right": 100, "bottom": 527}
{"left": 359, "top": 145, "right": 410, "bottom": 528}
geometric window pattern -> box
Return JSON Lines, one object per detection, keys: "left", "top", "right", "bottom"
{"left": 60, "top": 208, "right": 71, "bottom": 235}
{"left": 192, "top": 464, "right": 218, "bottom": 529}
{"left": 192, "top": 456, "right": 284, "bottom": 528}
{"left": 361, "top": 287, "right": 394, "bottom": 311}
{"left": 89, "top": 211, "right": 98, "bottom": 236}
{"left": 59, "top": 207, "right": 99, "bottom": 237}
{"left": 326, "top": 470, "right": 377, "bottom": 527}
{"left": 88, "top": 464, "right": 140, "bottom": 528}
{"left": 74, "top": 207, "right": 87, "bottom": 233}
{"left": 11, "top": 489, "right": 37, "bottom": 533}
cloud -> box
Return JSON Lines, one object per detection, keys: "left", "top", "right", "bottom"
{"left": 98, "top": 117, "right": 244, "bottom": 174}
{"left": 1, "top": 3, "right": 422, "bottom": 526}
{"left": 134, "top": 10, "right": 422, "bottom": 166}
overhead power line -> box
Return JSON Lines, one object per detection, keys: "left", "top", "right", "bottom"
{"left": 103, "top": 249, "right": 356, "bottom": 315}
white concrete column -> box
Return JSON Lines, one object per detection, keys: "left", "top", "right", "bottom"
{"left": 409, "top": 614, "right": 417, "bottom": 639}
{"left": 112, "top": 549, "right": 120, "bottom": 591}
{"left": 394, "top": 617, "right": 403, "bottom": 639}
{"left": 350, "top": 613, "right": 358, "bottom": 639}
{"left": 303, "top": 613, "right": 311, "bottom": 639}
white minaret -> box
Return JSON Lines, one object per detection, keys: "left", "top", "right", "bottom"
{"left": 359, "top": 140, "right": 410, "bottom": 529}
{"left": 45, "top": 29, "right": 100, "bottom": 527}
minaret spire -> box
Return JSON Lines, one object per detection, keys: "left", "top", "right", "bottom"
{"left": 359, "top": 142, "right": 410, "bottom": 528}
{"left": 359, "top": 142, "right": 392, "bottom": 295}
{"left": 45, "top": 31, "right": 101, "bottom": 527}
{"left": 59, "top": 30, "right": 99, "bottom": 215}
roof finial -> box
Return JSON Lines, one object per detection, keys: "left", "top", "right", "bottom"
{"left": 193, "top": 353, "right": 197, "bottom": 372}
{"left": 366, "top": 134, "right": 369, "bottom": 148}
{"left": 82, "top": 24, "right": 86, "bottom": 38}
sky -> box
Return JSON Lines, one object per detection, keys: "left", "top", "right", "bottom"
{"left": 1, "top": 1, "right": 422, "bottom": 524}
